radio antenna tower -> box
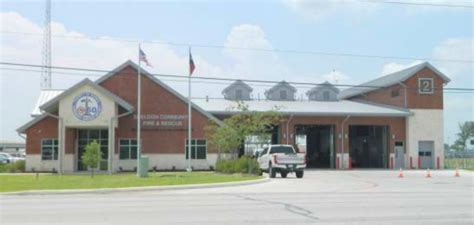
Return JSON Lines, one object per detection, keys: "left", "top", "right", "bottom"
{"left": 41, "top": 0, "right": 52, "bottom": 89}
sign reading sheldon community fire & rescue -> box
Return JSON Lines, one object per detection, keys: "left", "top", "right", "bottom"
{"left": 134, "top": 114, "right": 188, "bottom": 130}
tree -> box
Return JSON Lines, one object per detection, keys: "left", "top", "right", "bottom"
{"left": 451, "top": 121, "right": 474, "bottom": 151}
{"left": 81, "top": 140, "right": 102, "bottom": 178}
{"left": 205, "top": 102, "right": 283, "bottom": 159}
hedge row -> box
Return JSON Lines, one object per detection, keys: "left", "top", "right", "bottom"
{"left": 215, "top": 156, "right": 260, "bottom": 175}
{"left": 0, "top": 160, "right": 25, "bottom": 173}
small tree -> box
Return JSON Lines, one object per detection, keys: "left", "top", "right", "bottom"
{"left": 205, "top": 102, "right": 283, "bottom": 159}
{"left": 452, "top": 121, "right": 474, "bottom": 151}
{"left": 81, "top": 140, "right": 102, "bottom": 178}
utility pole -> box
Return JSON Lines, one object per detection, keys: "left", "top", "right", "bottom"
{"left": 41, "top": 0, "right": 52, "bottom": 89}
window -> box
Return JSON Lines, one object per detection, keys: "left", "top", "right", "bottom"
{"left": 391, "top": 89, "right": 400, "bottom": 97}
{"left": 323, "top": 91, "right": 330, "bottom": 101}
{"left": 279, "top": 90, "right": 287, "bottom": 100}
{"left": 470, "top": 140, "right": 474, "bottom": 145}
{"left": 185, "top": 139, "right": 207, "bottom": 159}
{"left": 235, "top": 89, "right": 243, "bottom": 99}
{"left": 418, "top": 78, "right": 434, "bottom": 94}
{"left": 119, "top": 139, "right": 138, "bottom": 160}
{"left": 41, "top": 139, "right": 58, "bottom": 160}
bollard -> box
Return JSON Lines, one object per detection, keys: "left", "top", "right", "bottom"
{"left": 409, "top": 157, "right": 413, "bottom": 169}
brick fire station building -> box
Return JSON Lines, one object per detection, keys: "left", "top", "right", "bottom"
{"left": 17, "top": 61, "right": 449, "bottom": 172}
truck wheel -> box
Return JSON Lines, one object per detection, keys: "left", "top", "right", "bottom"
{"left": 296, "top": 171, "right": 304, "bottom": 178}
{"left": 280, "top": 171, "right": 288, "bottom": 178}
{"left": 269, "top": 163, "right": 276, "bottom": 178}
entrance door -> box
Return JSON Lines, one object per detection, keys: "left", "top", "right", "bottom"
{"left": 77, "top": 129, "right": 108, "bottom": 171}
{"left": 419, "top": 141, "right": 434, "bottom": 169}
{"left": 394, "top": 141, "right": 404, "bottom": 169}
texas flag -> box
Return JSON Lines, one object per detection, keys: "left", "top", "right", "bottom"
{"left": 189, "top": 48, "right": 195, "bottom": 75}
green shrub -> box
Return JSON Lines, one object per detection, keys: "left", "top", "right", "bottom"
{"left": 0, "top": 160, "right": 26, "bottom": 173}
{"left": 216, "top": 156, "right": 260, "bottom": 175}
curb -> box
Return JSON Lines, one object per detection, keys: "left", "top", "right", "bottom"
{"left": 1, "top": 176, "right": 270, "bottom": 196}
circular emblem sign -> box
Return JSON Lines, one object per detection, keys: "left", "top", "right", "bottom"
{"left": 72, "top": 92, "right": 102, "bottom": 121}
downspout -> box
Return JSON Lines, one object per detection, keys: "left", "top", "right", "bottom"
{"left": 109, "top": 110, "right": 133, "bottom": 174}
{"left": 341, "top": 115, "right": 351, "bottom": 169}
{"left": 399, "top": 82, "right": 407, "bottom": 108}
{"left": 42, "top": 111, "right": 63, "bottom": 175}
{"left": 286, "top": 114, "right": 294, "bottom": 144}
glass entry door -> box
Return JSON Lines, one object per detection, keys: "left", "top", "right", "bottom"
{"left": 77, "top": 129, "right": 108, "bottom": 171}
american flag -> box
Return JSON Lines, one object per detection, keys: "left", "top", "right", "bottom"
{"left": 139, "top": 48, "right": 152, "bottom": 67}
{"left": 189, "top": 48, "right": 195, "bottom": 75}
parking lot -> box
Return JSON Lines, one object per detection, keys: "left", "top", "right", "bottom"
{"left": 1, "top": 170, "right": 473, "bottom": 225}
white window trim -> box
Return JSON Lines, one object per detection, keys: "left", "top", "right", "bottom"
{"left": 41, "top": 138, "right": 58, "bottom": 161}
{"left": 418, "top": 78, "right": 434, "bottom": 94}
{"left": 184, "top": 138, "right": 208, "bottom": 160}
{"left": 118, "top": 138, "right": 139, "bottom": 160}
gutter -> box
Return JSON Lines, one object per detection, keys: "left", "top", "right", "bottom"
{"left": 340, "top": 115, "right": 351, "bottom": 169}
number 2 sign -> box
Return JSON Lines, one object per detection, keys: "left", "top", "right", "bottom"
{"left": 418, "top": 78, "right": 434, "bottom": 94}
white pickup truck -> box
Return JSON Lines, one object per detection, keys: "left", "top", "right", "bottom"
{"left": 257, "top": 144, "right": 306, "bottom": 178}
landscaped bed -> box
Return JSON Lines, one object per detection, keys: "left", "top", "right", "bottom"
{"left": 0, "top": 172, "right": 261, "bottom": 193}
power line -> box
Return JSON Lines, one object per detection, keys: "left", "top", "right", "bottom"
{"left": 361, "top": 0, "right": 474, "bottom": 9}
{"left": 1, "top": 30, "right": 473, "bottom": 64}
{"left": 1, "top": 61, "right": 473, "bottom": 92}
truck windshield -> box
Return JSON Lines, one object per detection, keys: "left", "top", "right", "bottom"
{"left": 269, "top": 146, "right": 295, "bottom": 154}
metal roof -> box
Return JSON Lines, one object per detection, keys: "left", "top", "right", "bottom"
{"left": 31, "top": 89, "right": 63, "bottom": 116}
{"left": 193, "top": 99, "right": 410, "bottom": 117}
{"left": 338, "top": 62, "right": 451, "bottom": 99}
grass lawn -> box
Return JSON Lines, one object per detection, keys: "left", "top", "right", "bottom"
{"left": 0, "top": 172, "right": 261, "bottom": 193}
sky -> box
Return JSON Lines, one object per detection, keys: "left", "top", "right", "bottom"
{"left": 0, "top": 0, "right": 473, "bottom": 144}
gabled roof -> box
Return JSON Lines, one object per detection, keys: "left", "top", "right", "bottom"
{"left": 39, "top": 78, "right": 134, "bottom": 114}
{"left": 18, "top": 79, "right": 135, "bottom": 134}
{"left": 96, "top": 60, "right": 222, "bottom": 125}
{"left": 17, "top": 114, "right": 49, "bottom": 134}
{"left": 338, "top": 62, "right": 451, "bottom": 99}
{"left": 265, "top": 81, "right": 297, "bottom": 95}
{"left": 306, "top": 81, "right": 340, "bottom": 96}
{"left": 222, "top": 80, "right": 253, "bottom": 94}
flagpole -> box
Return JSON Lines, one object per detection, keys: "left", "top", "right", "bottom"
{"left": 187, "top": 46, "right": 192, "bottom": 172}
{"left": 137, "top": 43, "right": 142, "bottom": 177}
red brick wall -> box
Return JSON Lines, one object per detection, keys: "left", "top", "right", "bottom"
{"left": 99, "top": 65, "right": 215, "bottom": 154}
{"left": 350, "top": 84, "right": 406, "bottom": 108}
{"left": 404, "top": 68, "right": 444, "bottom": 109}
{"left": 349, "top": 67, "right": 444, "bottom": 109}
{"left": 25, "top": 116, "right": 58, "bottom": 155}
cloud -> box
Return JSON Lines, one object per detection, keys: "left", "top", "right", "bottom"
{"left": 283, "top": 0, "right": 377, "bottom": 21}
{"left": 380, "top": 60, "right": 424, "bottom": 76}
{"left": 282, "top": 0, "right": 472, "bottom": 21}
{"left": 380, "top": 38, "right": 473, "bottom": 78}
{"left": 223, "top": 24, "right": 290, "bottom": 86}
{"left": 0, "top": 11, "right": 224, "bottom": 141}
{"left": 432, "top": 38, "right": 473, "bottom": 78}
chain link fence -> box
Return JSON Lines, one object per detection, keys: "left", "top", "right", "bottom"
{"left": 444, "top": 151, "right": 474, "bottom": 169}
